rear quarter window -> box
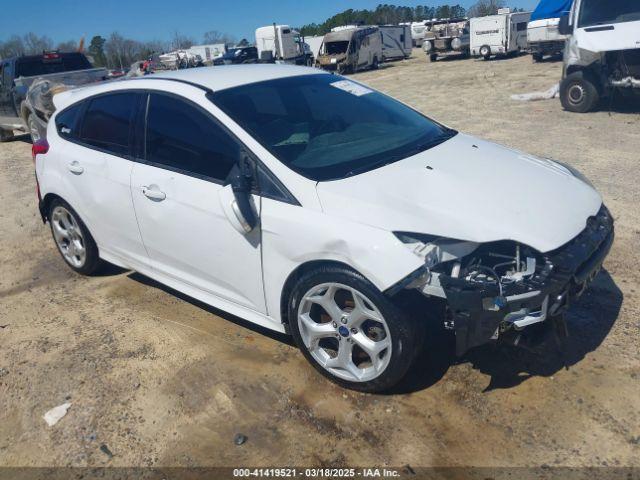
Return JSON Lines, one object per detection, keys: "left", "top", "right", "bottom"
{"left": 55, "top": 103, "right": 83, "bottom": 139}
{"left": 79, "top": 92, "right": 138, "bottom": 156}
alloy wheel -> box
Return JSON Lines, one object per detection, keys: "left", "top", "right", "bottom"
{"left": 51, "top": 206, "right": 86, "bottom": 268}
{"left": 297, "top": 283, "right": 392, "bottom": 382}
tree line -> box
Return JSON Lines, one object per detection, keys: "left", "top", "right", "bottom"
{"left": 1, "top": 1, "right": 520, "bottom": 67}
{"left": 299, "top": 1, "right": 519, "bottom": 36}
{"left": 0, "top": 30, "right": 236, "bottom": 69}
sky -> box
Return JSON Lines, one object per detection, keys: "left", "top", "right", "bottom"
{"left": 0, "top": 0, "right": 538, "bottom": 45}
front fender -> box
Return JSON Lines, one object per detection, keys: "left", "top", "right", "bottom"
{"left": 260, "top": 197, "right": 424, "bottom": 323}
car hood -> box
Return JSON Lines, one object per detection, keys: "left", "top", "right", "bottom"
{"left": 315, "top": 133, "right": 602, "bottom": 253}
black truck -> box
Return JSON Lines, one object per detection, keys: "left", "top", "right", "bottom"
{"left": 0, "top": 51, "right": 107, "bottom": 142}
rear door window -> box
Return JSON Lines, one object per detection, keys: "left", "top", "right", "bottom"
{"left": 144, "top": 93, "right": 238, "bottom": 182}
{"left": 79, "top": 92, "right": 138, "bottom": 156}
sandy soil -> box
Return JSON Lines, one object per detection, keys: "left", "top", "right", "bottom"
{"left": 0, "top": 51, "right": 639, "bottom": 472}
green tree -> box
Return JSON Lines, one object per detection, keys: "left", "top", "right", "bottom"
{"left": 88, "top": 35, "right": 107, "bottom": 67}
{"left": 468, "top": 0, "right": 505, "bottom": 17}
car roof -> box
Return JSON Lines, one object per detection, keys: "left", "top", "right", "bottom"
{"left": 52, "top": 64, "right": 330, "bottom": 111}
{"left": 151, "top": 64, "right": 326, "bottom": 92}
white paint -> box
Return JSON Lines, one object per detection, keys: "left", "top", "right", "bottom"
{"left": 40, "top": 65, "right": 603, "bottom": 336}
{"left": 470, "top": 11, "right": 532, "bottom": 57}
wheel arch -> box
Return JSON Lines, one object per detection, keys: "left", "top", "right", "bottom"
{"left": 279, "top": 259, "right": 368, "bottom": 327}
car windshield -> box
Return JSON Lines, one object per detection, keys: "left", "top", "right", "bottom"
{"left": 210, "top": 74, "right": 455, "bottom": 181}
{"left": 15, "top": 54, "right": 91, "bottom": 78}
{"left": 579, "top": 0, "right": 640, "bottom": 27}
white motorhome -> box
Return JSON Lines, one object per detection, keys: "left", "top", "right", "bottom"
{"left": 410, "top": 21, "right": 429, "bottom": 47}
{"left": 255, "top": 24, "right": 313, "bottom": 65}
{"left": 470, "top": 9, "right": 532, "bottom": 59}
{"left": 187, "top": 44, "right": 226, "bottom": 64}
{"left": 379, "top": 25, "right": 412, "bottom": 61}
{"left": 558, "top": 0, "right": 640, "bottom": 112}
{"left": 527, "top": 0, "right": 573, "bottom": 61}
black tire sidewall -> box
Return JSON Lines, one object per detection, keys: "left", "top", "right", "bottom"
{"left": 561, "top": 71, "right": 600, "bottom": 113}
{"left": 48, "top": 198, "right": 101, "bottom": 275}
{"left": 288, "top": 265, "right": 420, "bottom": 392}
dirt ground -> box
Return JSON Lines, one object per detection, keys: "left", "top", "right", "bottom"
{"left": 1, "top": 51, "right": 639, "bottom": 474}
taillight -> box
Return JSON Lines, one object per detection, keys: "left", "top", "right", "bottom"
{"left": 32, "top": 139, "right": 49, "bottom": 162}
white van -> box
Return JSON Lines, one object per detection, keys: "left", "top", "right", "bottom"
{"left": 558, "top": 0, "right": 640, "bottom": 112}
{"left": 470, "top": 10, "right": 532, "bottom": 59}
{"left": 316, "top": 27, "right": 383, "bottom": 74}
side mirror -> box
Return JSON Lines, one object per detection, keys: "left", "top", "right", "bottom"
{"left": 558, "top": 14, "right": 572, "bottom": 35}
{"left": 229, "top": 152, "right": 258, "bottom": 233}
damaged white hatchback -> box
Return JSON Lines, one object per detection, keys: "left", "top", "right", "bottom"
{"left": 34, "top": 65, "right": 614, "bottom": 392}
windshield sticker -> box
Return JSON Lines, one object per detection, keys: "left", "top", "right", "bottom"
{"left": 330, "top": 80, "right": 373, "bottom": 97}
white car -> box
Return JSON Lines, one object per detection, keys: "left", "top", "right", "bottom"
{"left": 32, "top": 65, "right": 614, "bottom": 392}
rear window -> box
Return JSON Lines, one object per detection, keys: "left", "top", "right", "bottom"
{"left": 15, "top": 54, "right": 91, "bottom": 78}
{"left": 79, "top": 92, "right": 138, "bottom": 156}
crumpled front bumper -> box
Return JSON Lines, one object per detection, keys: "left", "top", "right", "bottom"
{"left": 440, "top": 205, "right": 614, "bottom": 356}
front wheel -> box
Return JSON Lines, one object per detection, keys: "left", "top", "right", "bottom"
{"left": 560, "top": 71, "right": 600, "bottom": 113}
{"left": 288, "top": 265, "right": 422, "bottom": 392}
{"left": 480, "top": 45, "right": 491, "bottom": 60}
{"left": 371, "top": 57, "right": 379, "bottom": 70}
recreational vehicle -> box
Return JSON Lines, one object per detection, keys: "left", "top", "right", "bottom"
{"left": 255, "top": 25, "right": 313, "bottom": 65}
{"left": 316, "top": 27, "right": 383, "bottom": 74}
{"left": 558, "top": 0, "right": 640, "bottom": 112}
{"left": 528, "top": 0, "right": 572, "bottom": 61}
{"left": 423, "top": 19, "right": 470, "bottom": 62}
{"left": 470, "top": 9, "right": 532, "bottom": 59}
{"left": 379, "top": 25, "right": 412, "bottom": 61}
{"left": 186, "top": 44, "right": 226, "bottom": 64}
{"left": 410, "top": 21, "right": 429, "bottom": 47}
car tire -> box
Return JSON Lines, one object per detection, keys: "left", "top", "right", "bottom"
{"left": 48, "top": 198, "right": 102, "bottom": 275}
{"left": 372, "top": 57, "right": 379, "bottom": 70}
{"left": 560, "top": 71, "right": 600, "bottom": 113}
{"left": 0, "top": 128, "right": 14, "bottom": 142}
{"left": 532, "top": 52, "right": 543, "bottom": 63}
{"left": 480, "top": 45, "right": 491, "bottom": 60}
{"left": 428, "top": 53, "right": 438, "bottom": 63}
{"left": 288, "top": 264, "right": 422, "bottom": 392}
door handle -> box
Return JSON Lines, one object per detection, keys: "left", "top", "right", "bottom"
{"left": 141, "top": 185, "right": 166, "bottom": 201}
{"left": 68, "top": 161, "right": 84, "bottom": 174}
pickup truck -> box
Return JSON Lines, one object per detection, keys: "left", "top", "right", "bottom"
{"left": 0, "top": 51, "right": 108, "bottom": 142}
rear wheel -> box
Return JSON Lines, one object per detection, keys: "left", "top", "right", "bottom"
{"left": 480, "top": 45, "right": 491, "bottom": 60}
{"left": 532, "top": 52, "right": 543, "bottom": 62}
{"left": 371, "top": 57, "right": 379, "bottom": 70}
{"left": 288, "top": 265, "right": 421, "bottom": 392}
{"left": 48, "top": 198, "right": 102, "bottom": 275}
{"left": 560, "top": 71, "right": 600, "bottom": 113}
{"left": 428, "top": 53, "right": 438, "bottom": 63}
